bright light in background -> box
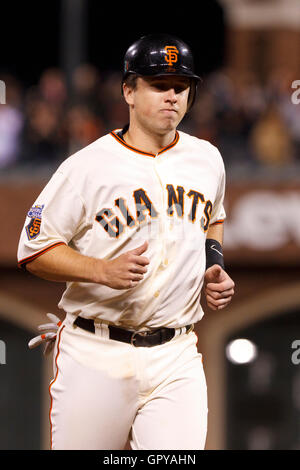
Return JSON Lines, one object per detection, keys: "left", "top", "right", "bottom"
{"left": 226, "top": 338, "right": 258, "bottom": 364}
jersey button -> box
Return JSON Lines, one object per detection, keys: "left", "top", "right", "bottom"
{"left": 154, "top": 290, "right": 160, "bottom": 298}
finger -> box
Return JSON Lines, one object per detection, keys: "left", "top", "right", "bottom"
{"left": 205, "top": 288, "right": 234, "bottom": 300}
{"left": 46, "top": 313, "right": 62, "bottom": 325}
{"left": 207, "top": 302, "right": 228, "bottom": 310}
{"left": 129, "top": 241, "right": 149, "bottom": 256}
{"left": 205, "top": 264, "right": 223, "bottom": 282}
{"left": 206, "top": 280, "right": 235, "bottom": 293}
{"left": 206, "top": 294, "right": 232, "bottom": 307}
{"left": 205, "top": 289, "right": 234, "bottom": 300}
{"left": 129, "top": 273, "right": 144, "bottom": 281}
{"left": 43, "top": 338, "right": 56, "bottom": 356}
{"left": 128, "top": 280, "right": 139, "bottom": 288}
{"left": 217, "top": 304, "right": 227, "bottom": 310}
{"left": 28, "top": 332, "right": 56, "bottom": 349}
{"left": 38, "top": 323, "right": 58, "bottom": 332}
{"left": 129, "top": 264, "right": 148, "bottom": 274}
{"left": 132, "top": 255, "right": 150, "bottom": 266}
{"left": 211, "top": 264, "right": 222, "bottom": 277}
{"left": 28, "top": 336, "right": 43, "bottom": 349}
{"left": 206, "top": 301, "right": 218, "bottom": 311}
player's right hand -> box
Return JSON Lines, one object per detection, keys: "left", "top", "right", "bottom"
{"left": 28, "top": 313, "right": 62, "bottom": 355}
{"left": 99, "top": 240, "right": 150, "bottom": 290}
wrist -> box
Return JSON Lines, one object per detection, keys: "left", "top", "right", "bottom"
{"left": 205, "top": 238, "right": 225, "bottom": 270}
{"left": 91, "top": 258, "right": 107, "bottom": 285}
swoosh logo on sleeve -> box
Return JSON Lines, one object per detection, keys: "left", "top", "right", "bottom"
{"left": 211, "top": 245, "right": 224, "bottom": 257}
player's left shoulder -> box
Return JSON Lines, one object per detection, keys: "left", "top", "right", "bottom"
{"left": 178, "top": 130, "right": 225, "bottom": 170}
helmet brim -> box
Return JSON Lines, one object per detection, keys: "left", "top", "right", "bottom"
{"left": 123, "top": 67, "right": 201, "bottom": 83}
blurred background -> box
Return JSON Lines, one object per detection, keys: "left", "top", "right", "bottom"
{"left": 1, "top": 0, "right": 300, "bottom": 450}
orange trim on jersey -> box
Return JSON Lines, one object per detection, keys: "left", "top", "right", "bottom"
{"left": 159, "top": 132, "right": 179, "bottom": 155}
{"left": 110, "top": 130, "right": 179, "bottom": 157}
{"left": 18, "top": 242, "right": 66, "bottom": 270}
{"left": 48, "top": 325, "right": 65, "bottom": 450}
{"left": 210, "top": 219, "right": 225, "bottom": 226}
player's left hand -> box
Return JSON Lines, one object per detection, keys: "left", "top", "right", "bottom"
{"left": 204, "top": 264, "right": 235, "bottom": 311}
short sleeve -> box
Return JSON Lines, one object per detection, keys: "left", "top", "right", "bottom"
{"left": 17, "top": 170, "right": 86, "bottom": 269}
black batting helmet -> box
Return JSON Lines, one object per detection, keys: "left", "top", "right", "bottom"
{"left": 122, "top": 33, "right": 201, "bottom": 111}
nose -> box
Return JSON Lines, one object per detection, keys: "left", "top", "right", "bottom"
{"left": 165, "top": 87, "right": 177, "bottom": 104}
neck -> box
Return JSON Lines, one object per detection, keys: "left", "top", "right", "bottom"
{"left": 123, "top": 121, "right": 176, "bottom": 156}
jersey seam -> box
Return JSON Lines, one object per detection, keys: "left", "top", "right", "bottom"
{"left": 48, "top": 324, "right": 65, "bottom": 450}
{"left": 56, "top": 170, "right": 88, "bottom": 228}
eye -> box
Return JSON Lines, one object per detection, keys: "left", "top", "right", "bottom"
{"left": 151, "top": 82, "right": 169, "bottom": 91}
{"left": 174, "top": 84, "right": 189, "bottom": 94}
{"left": 151, "top": 81, "right": 189, "bottom": 93}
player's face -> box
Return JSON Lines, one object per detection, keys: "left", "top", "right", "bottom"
{"left": 125, "top": 76, "right": 190, "bottom": 135}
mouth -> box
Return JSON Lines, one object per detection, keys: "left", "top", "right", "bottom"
{"left": 160, "top": 108, "right": 178, "bottom": 114}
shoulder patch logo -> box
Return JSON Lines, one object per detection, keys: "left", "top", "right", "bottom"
{"left": 26, "top": 204, "right": 44, "bottom": 240}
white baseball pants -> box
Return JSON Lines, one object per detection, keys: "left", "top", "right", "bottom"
{"left": 49, "top": 317, "right": 208, "bottom": 450}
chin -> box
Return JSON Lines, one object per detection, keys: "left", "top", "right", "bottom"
{"left": 156, "top": 125, "right": 176, "bottom": 136}
{"left": 159, "top": 117, "right": 179, "bottom": 130}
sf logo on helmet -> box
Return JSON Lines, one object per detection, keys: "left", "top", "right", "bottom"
{"left": 164, "top": 46, "right": 179, "bottom": 66}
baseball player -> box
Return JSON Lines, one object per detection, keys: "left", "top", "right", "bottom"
{"left": 18, "top": 33, "right": 235, "bottom": 450}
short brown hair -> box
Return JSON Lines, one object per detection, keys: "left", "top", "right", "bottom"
{"left": 123, "top": 73, "right": 138, "bottom": 90}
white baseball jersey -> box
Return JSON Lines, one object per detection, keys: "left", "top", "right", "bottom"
{"left": 17, "top": 129, "right": 226, "bottom": 330}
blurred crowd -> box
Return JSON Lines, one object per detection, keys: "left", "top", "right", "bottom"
{"left": 0, "top": 63, "right": 300, "bottom": 176}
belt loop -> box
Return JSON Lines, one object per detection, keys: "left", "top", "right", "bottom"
{"left": 94, "top": 321, "right": 109, "bottom": 339}
{"left": 130, "top": 331, "right": 138, "bottom": 346}
{"left": 174, "top": 327, "right": 181, "bottom": 339}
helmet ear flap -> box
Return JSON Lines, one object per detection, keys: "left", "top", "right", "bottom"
{"left": 186, "top": 78, "right": 200, "bottom": 113}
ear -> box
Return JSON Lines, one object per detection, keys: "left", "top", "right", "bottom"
{"left": 122, "top": 82, "right": 135, "bottom": 106}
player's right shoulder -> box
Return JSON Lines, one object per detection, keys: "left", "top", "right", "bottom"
{"left": 58, "top": 132, "right": 114, "bottom": 173}
{"left": 41, "top": 131, "right": 121, "bottom": 196}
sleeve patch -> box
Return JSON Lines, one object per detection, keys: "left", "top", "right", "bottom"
{"left": 25, "top": 204, "right": 44, "bottom": 240}
{"left": 27, "top": 204, "right": 44, "bottom": 219}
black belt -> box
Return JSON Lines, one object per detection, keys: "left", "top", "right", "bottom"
{"left": 73, "top": 316, "right": 193, "bottom": 348}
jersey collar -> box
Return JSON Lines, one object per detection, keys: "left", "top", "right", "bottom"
{"left": 110, "top": 124, "right": 179, "bottom": 158}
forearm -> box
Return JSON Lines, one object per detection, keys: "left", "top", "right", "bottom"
{"left": 204, "top": 223, "right": 235, "bottom": 310}
{"left": 26, "top": 244, "right": 103, "bottom": 283}
{"left": 206, "top": 223, "right": 224, "bottom": 245}
{"left": 205, "top": 223, "right": 224, "bottom": 270}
